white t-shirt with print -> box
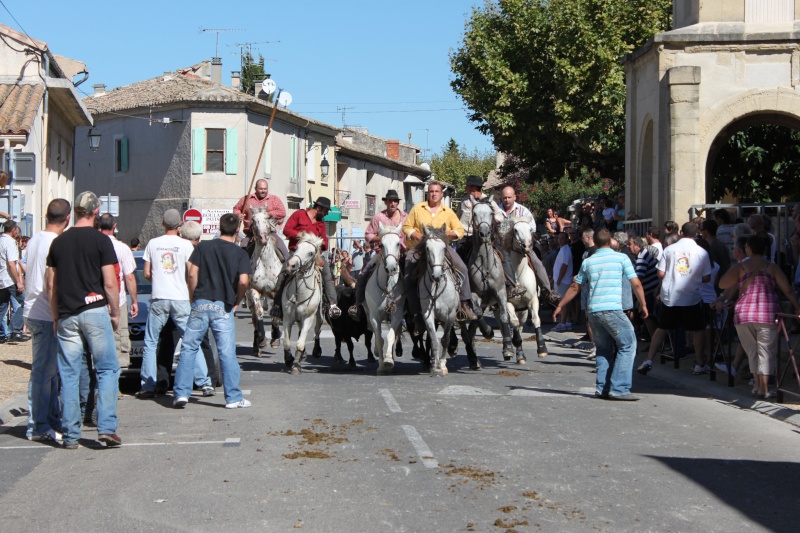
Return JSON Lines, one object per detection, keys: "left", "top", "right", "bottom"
{"left": 0, "top": 233, "right": 19, "bottom": 289}
{"left": 143, "top": 235, "right": 195, "bottom": 301}
{"left": 657, "top": 238, "right": 713, "bottom": 307}
{"left": 553, "top": 244, "right": 573, "bottom": 295}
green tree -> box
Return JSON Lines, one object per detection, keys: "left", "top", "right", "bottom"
{"left": 710, "top": 125, "right": 800, "bottom": 203}
{"left": 428, "top": 139, "right": 496, "bottom": 195}
{"left": 239, "top": 52, "right": 268, "bottom": 97}
{"left": 450, "top": 0, "right": 671, "bottom": 182}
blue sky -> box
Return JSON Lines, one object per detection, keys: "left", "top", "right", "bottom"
{"left": 2, "top": 0, "right": 494, "bottom": 158}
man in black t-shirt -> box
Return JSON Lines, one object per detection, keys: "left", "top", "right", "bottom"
{"left": 47, "top": 191, "right": 121, "bottom": 449}
{"left": 172, "top": 213, "right": 252, "bottom": 409}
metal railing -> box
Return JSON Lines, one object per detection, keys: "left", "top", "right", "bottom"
{"left": 623, "top": 218, "right": 654, "bottom": 237}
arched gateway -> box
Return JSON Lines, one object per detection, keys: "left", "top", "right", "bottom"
{"left": 624, "top": 0, "right": 800, "bottom": 224}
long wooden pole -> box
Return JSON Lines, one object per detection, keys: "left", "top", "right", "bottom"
{"left": 238, "top": 90, "right": 282, "bottom": 234}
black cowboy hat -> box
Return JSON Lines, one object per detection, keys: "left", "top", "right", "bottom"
{"left": 382, "top": 189, "right": 401, "bottom": 201}
{"left": 314, "top": 197, "right": 332, "bottom": 210}
{"left": 465, "top": 175, "right": 483, "bottom": 188}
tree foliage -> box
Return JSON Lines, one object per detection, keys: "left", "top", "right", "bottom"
{"left": 450, "top": 0, "right": 671, "bottom": 182}
{"left": 428, "top": 139, "right": 496, "bottom": 195}
{"left": 239, "top": 52, "right": 268, "bottom": 97}
{"left": 710, "top": 125, "right": 800, "bottom": 203}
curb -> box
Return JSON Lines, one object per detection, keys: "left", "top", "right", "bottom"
{"left": 645, "top": 364, "right": 800, "bottom": 429}
{"left": 0, "top": 392, "right": 28, "bottom": 426}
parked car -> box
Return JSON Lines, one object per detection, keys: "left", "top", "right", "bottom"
{"left": 125, "top": 251, "right": 221, "bottom": 388}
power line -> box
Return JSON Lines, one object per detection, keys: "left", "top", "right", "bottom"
{"left": 0, "top": 0, "right": 34, "bottom": 45}
{"left": 297, "top": 100, "right": 456, "bottom": 105}
{"left": 293, "top": 108, "right": 467, "bottom": 114}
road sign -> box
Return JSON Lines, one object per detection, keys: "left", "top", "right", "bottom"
{"left": 183, "top": 208, "right": 203, "bottom": 224}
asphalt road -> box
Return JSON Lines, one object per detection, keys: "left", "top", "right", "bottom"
{"left": 0, "top": 311, "right": 798, "bottom": 532}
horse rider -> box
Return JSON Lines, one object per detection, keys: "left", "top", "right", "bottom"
{"left": 233, "top": 179, "right": 288, "bottom": 260}
{"left": 456, "top": 175, "right": 526, "bottom": 299}
{"left": 402, "top": 180, "right": 478, "bottom": 330}
{"left": 348, "top": 189, "right": 408, "bottom": 319}
{"left": 270, "top": 197, "right": 341, "bottom": 324}
{"left": 496, "top": 185, "right": 562, "bottom": 306}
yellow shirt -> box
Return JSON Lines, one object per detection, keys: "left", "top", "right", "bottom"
{"left": 402, "top": 201, "right": 464, "bottom": 249}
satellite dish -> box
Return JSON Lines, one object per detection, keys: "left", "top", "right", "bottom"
{"left": 261, "top": 79, "right": 276, "bottom": 95}
{"left": 278, "top": 91, "right": 292, "bottom": 107}
{"left": 420, "top": 162, "right": 431, "bottom": 171}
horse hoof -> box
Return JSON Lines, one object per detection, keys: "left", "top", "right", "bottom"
{"left": 334, "top": 357, "right": 346, "bottom": 368}
{"left": 312, "top": 347, "right": 322, "bottom": 359}
{"left": 284, "top": 353, "right": 294, "bottom": 369}
{"left": 517, "top": 356, "right": 527, "bottom": 365}
{"left": 537, "top": 349, "right": 548, "bottom": 358}
{"left": 349, "top": 361, "right": 357, "bottom": 370}
{"left": 480, "top": 326, "right": 494, "bottom": 340}
{"left": 431, "top": 369, "right": 443, "bottom": 377}
{"left": 503, "top": 353, "right": 513, "bottom": 361}
{"left": 291, "top": 364, "right": 302, "bottom": 375}
{"left": 270, "top": 339, "right": 281, "bottom": 349}
{"left": 469, "top": 361, "right": 482, "bottom": 371}
{"left": 447, "top": 349, "right": 457, "bottom": 358}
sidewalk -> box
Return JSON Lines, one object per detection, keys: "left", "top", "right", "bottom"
{"left": 0, "top": 339, "right": 31, "bottom": 425}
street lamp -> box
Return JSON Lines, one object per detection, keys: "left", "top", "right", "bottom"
{"left": 320, "top": 155, "right": 330, "bottom": 179}
{"left": 88, "top": 127, "right": 101, "bottom": 152}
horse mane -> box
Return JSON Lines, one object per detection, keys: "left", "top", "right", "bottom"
{"left": 414, "top": 225, "right": 451, "bottom": 251}
{"left": 503, "top": 216, "right": 532, "bottom": 248}
{"left": 378, "top": 224, "right": 401, "bottom": 238}
{"left": 296, "top": 231, "right": 324, "bottom": 251}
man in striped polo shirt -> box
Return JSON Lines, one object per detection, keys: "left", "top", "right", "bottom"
{"left": 553, "top": 229, "right": 648, "bottom": 400}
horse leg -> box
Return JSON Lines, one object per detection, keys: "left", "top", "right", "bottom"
{"left": 312, "top": 332, "right": 322, "bottom": 359}
{"left": 461, "top": 322, "right": 481, "bottom": 370}
{"left": 478, "top": 317, "right": 494, "bottom": 340}
{"left": 374, "top": 320, "right": 390, "bottom": 375}
{"left": 365, "top": 329, "right": 375, "bottom": 364}
{"left": 283, "top": 319, "right": 294, "bottom": 370}
{"left": 333, "top": 332, "right": 345, "bottom": 368}
{"left": 512, "top": 325, "right": 526, "bottom": 364}
{"left": 346, "top": 337, "right": 356, "bottom": 369}
{"left": 447, "top": 328, "right": 458, "bottom": 358}
{"left": 293, "top": 317, "right": 314, "bottom": 375}
{"left": 438, "top": 323, "right": 453, "bottom": 376}
{"left": 270, "top": 321, "right": 281, "bottom": 349}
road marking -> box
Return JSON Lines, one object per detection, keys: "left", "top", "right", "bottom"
{"left": 223, "top": 437, "right": 241, "bottom": 447}
{"left": 379, "top": 389, "right": 402, "bottom": 412}
{"left": 438, "top": 385, "right": 499, "bottom": 396}
{"left": 242, "top": 390, "right": 251, "bottom": 396}
{"left": 401, "top": 425, "right": 438, "bottom": 469}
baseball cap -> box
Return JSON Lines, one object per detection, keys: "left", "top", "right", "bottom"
{"left": 75, "top": 191, "right": 100, "bottom": 213}
{"left": 162, "top": 209, "right": 182, "bottom": 229}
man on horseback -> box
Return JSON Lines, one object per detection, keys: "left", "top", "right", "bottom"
{"left": 496, "top": 186, "right": 562, "bottom": 307}
{"left": 270, "top": 197, "right": 341, "bottom": 324}
{"left": 348, "top": 189, "right": 407, "bottom": 319}
{"left": 402, "top": 181, "right": 478, "bottom": 329}
{"left": 457, "top": 175, "right": 526, "bottom": 299}
{"left": 233, "top": 179, "right": 288, "bottom": 260}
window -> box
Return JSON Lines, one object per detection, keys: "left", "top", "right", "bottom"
{"left": 114, "top": 137, "right": 128, "bottom": 173}
{"left": 366, "top": 194, "right": 376, "bottom": 217}
{"left": 206, "top": 129, "right": 224, "bottom": 172}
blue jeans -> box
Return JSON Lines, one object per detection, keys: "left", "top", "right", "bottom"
{"left": 0, "top": 285, "right": 24, "bottom": 336}
{"left": 141, "top": 299, "right": 190, "bottom": 392}
{"left": 26, "top": 319, "right": 62, "bottom": 435}
{"left": 173, "top": 300, "right": 241, "bottom": 404}
{"left": 57, "top": 307, "right": 119, "bottom": 444}
{"left": 588, "top": 310, "right": 637, "bottom": 397}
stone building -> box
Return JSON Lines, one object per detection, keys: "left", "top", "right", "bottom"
{"left": 624, "top": 0, "right": 800, "bottom": 224}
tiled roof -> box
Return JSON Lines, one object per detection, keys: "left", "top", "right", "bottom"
{"left": 83, "top": 74, "right": 339, "bottom": 132}
{"left": 0, "top": 84, "right": 44, "bottom": 135}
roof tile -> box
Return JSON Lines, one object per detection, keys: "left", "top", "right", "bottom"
{"left": 0, "top": 84, "right": 44, "bottom": 135}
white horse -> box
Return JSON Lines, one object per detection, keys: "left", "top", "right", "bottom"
{"left": 363, "top": 224, "right": 405, "bottom": 375}
{"left": 505, "top": 217, "right": 548, "bottom": 358}
{"left": 247, "top": 207, "right": 284, "bottom": 354}
{"left": 281, "top": 232, "right": 324, "bottom": 375}
{"left": 417, "top": 225, "right": 459, "bottom": 376}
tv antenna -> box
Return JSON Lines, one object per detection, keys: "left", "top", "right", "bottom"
{"left": 199, "top": 27, "right": 244, "bottom": 57}
{"left": 337, "top": 106, "right": 355, "bottom": 127}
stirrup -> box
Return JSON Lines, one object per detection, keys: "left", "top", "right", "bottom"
{"left": 457, "top": 303, "right": 477, "bottom": 322}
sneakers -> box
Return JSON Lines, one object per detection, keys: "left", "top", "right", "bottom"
{"left": 11, "top": 332, "right": 31, "bottom": 342}
{"left": 552, "top": 322, "right": 573, "bottom": 333}
{"left": 28, "top": 429, "right": 60, "bottom": 442}
{"left": 173, "top": 397, "right": 188, "bottom": 409}
{"left": 98, "top": 433, "right": 122, "bottom": 447}
{"left": 714, "top": 363, "right": 736, "bottom": 377}
{"left": 201, "top": 385, "right": 216, "bottom": 397}
{"left": 693, "top": 364, "right": 710, "bottom": 375}
{"left": 225, "top": 399, "right": 252, "bottom": 409}
{"left": 62, "top": 441, "right": 79, "bottom": 450}
{"left": 608, "top": 394, "right": 641, "bottom": 401}
{"left": 763, "top": 390, "right": 777, "bottom": 400}
{"left": 135, "top": 390, "right": 156, "bottom": 399}
{"left": 637, "top": 360, "right": 652, "bottom": 375}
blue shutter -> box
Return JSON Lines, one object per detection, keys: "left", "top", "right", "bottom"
{"left": 225, "top": 128, "right": 238, "bottom": 174}
{"left": 120, "top": 138, "right": 129, "bottom": 172}
{"left": 191, "top": 128, "right": 204, "bottom": 174}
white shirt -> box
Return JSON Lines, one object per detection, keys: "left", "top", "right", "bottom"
{"left": 553, "top": 244, "right": 573, "bottom": 290}
{"left": 110, "top": 235, "right": 136, "bottom": 308}
{"left": 657, "top": 238, "right": 713, "bottom": 307}
{"left": 497, "top": 202, "right": 535, "bottom": 239}
{"left": 0, "top": 233, "right": 19, "bottom": 289}
{"left": 143, "top": 235, "right": 195, "bottom": 301}
{"left": 23, "top": 231, "right": 58, "bottom": 322}
{"left": 700, "top": 262, "right": 720, "bottom": 304}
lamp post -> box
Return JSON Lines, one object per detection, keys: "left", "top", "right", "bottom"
{"left": 88, "top": 127, "right": 101, "bottom": 151}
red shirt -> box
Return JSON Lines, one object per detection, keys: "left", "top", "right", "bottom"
{"left": 283, "top": 209, "right": 328, "bottom": 251}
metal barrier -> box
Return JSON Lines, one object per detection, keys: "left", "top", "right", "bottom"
{"left": 623, "top": 218, "right": 653, "bottom": 237}
{"left": 776, "top": 312, "right": 800, "bottom": 403}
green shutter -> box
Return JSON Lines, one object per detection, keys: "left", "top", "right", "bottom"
{"left": 120, "top": 138, "right": 129, "bottom": 172}
{"left": 192, "top": 128, "right": 205, "bottom": 174}
{"left": 290, "top": 137, "right": 296, "bottom": 182}
{"left": 225, "top": 128, "right": 238, "bottom": 174}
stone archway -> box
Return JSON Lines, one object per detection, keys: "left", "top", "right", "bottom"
{"left": 623, "top": 0, "right": 800, "bottom": 225}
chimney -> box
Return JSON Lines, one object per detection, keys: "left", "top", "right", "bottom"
{"left": 231, "top": 70, "right": 241, "bottom": 90}
{"left": 211, "top": 57, "right": 222, "bottom": 84}
{"left": 386, "top": 140, "right": 400, "bottom": 161}
{"left": 93, "top": 83, "right": 106, "bottom": 95}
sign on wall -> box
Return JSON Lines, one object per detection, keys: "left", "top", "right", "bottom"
{"left": 201, "top": 209, "right": 232, "bottom": 234}
{"left": 344, "top": 199, "right": 360, "bottom": 209}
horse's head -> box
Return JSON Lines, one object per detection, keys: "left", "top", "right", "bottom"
{"left": 511, "top": 216, "right": 533, "bottom": 254}
{"left": 472, "top": 200, "right": 494, "bottom": 243}
{"left": 288, "top": 232, "right": 322, "bottom": 274}
{"left": 423, "top": 224, "right": 448, "bottom": 281}
{"left": 378, "top": 223, "right": 402, "bottom": 276}
{"left": 250, "top": 207, "right": 275, "bottom": 246}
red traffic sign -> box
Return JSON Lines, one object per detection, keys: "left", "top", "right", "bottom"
{"left": 183, "top": 208, "right": 202, "bottom": 224}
